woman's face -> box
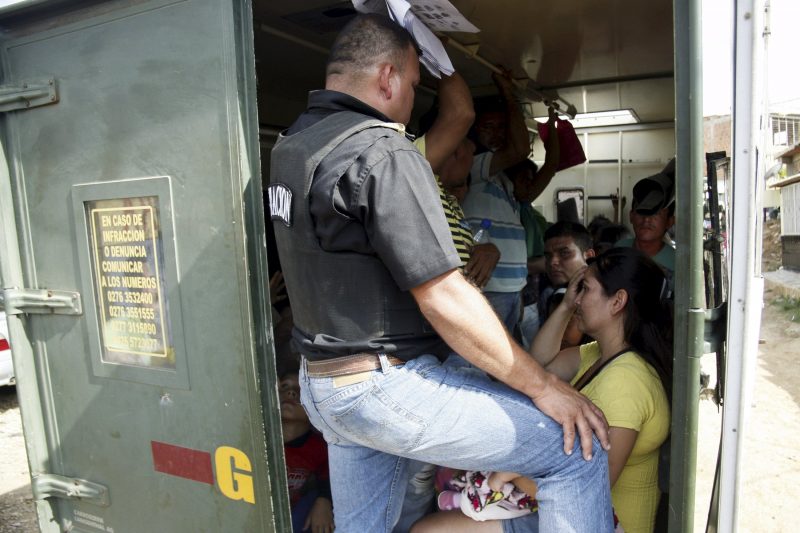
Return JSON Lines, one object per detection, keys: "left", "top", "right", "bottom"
{"left": 574, "top": 268, "right": 617, "bottom": 336}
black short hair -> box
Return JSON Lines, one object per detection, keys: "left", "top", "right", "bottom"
{"left": 596, "top": 223, "right": 632, "bottom": 245}
{"left": 506, "top": 159, "right": 539, "bottom": 180}
{"left": 326, "top": 14, "right": 416, "bottom": 78}
{"left": 544, "top": 221, "right": 593, "bottom": 252}
{"left": 587, "top": 214, "right": 612, "bottom": 237}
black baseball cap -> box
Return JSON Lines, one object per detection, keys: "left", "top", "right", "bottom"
{"left": 632, "top": 172, "right": 675, "bottom": 215}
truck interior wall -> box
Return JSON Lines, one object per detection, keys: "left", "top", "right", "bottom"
{"left": 532, "top": 127, "right": 676, "bottom": 223}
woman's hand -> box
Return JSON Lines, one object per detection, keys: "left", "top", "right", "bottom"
{"left": 303, "top": 497, "right": 334, "bottom": 533}
{"left": 561, "top": 266, "right": 587, "bottom": 311}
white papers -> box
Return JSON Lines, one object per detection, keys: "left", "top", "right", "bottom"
{"left": 389, "top": 0, "right": 451, "bottom": 78}
{"left": 353, "top": 0, "right": 478, "bottom": 32}
{"left": 352, "top": 0, "right": 480, "bottom": 78}
{"left": 405, "top": 0, "right": 479, "bottom": 33}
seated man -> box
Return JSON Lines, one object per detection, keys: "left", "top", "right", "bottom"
{"left": 539, "top": 221, "right": 595, "bottom": 349}
{"left": 616, "top": 170, "right": 676, "bottom": 278}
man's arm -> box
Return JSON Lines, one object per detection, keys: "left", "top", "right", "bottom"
{"left": 488, "top": 71, "right": 531, "bottom": 175}
{"left": 422, "top": 72, "right": 475, "bottom": 174}
{"left": 527, "top": 107, "right": 561, "bottom": 199}
{"left": 410, "top": 269, "right": 610, "bottom": 459}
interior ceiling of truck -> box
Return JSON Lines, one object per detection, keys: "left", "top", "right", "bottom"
{"left": 254, "top": 0, "right": 675, "bottom": 130}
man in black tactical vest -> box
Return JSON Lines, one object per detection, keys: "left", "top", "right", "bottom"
{"left": 268, "top": 14, "right": 613, "bottom": 533}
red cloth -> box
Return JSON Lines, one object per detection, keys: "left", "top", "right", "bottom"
{"left": 284, "top": 431, "right": 330, "bottom": 505}
{"left": 537, "top": 118, "right": 586, "bottom": 171}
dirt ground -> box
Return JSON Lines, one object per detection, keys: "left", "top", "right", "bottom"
{"left": 0, "top": 387, "right": 37, "bottom": 533}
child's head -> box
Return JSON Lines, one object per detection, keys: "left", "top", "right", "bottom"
{"left": 277, "top": 354, "right": 307, "bottom": 424}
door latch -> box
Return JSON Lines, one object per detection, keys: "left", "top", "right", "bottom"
{"left": 0, "top": 78, "right": 58, "bottom": 112}
{"left": 0, "top": 287, "right": 82, "bottom": 316}
{"left": 32, "top": 474, "right": 110, "bottom": 507}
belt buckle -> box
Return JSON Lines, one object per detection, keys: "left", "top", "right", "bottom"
{"left": 332, "top": 370, "right": 373, "bottom": 388}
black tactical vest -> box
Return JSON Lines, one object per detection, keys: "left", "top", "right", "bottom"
{"left": 269, "top": 111, "right": 440, "bottom": 361}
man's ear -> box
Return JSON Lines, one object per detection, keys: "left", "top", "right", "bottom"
{"left": 377, "top": 63, "right": 394, "bottom": 101}
{"left": 585, "top": 248, "right": 596, "bottom": 260}
{"left": 667, "top": 214, "right": 676, "bottom": 229}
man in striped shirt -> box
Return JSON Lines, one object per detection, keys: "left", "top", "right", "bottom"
{"left": 461, "top": 72, "right": 532, "bottom": 334}
{"left": 412, "top": 71, "right": 499, "bottom": 277}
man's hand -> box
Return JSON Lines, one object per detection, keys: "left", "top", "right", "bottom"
{"left": 547, "top": 105, "right": 558, "bottom": 125}
{"left": 269, "top": 270, "right": 287, "bottom": 305}
{"left": 303, "top": 497, "right": 334, "bottom": 533}
{"left": 530, "top": 372, "right": 611, "bottom": 460}
{"left": 464, "top": 243, "right": 500, "bottom": 288}
{"left": 491, "top": 69, "right": 517, "bottom": 98}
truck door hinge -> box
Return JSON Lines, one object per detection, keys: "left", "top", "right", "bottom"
{"left": 0, "top": 287, "right": 82, "bottom": 315}
{"left": 32, "top": 474, "right": 110, "bottom": 507}
{"left": 0, "top": 78, "right": 58, "bottom": 112}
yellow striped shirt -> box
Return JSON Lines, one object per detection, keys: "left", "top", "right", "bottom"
{"left": 436, "top": 177, "right": 473, "bottom": 267}
{"left": 412, "top": 136, "right": 473, "bottom": 268}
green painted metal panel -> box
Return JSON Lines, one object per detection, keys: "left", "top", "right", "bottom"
{"left": 0, "top": 0, "right": 287, "bottom": 531}
{"left": 669, "top": 0, "right": 706, "bottom": 531}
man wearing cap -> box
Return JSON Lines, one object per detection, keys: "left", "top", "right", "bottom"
{"left": 617, "top": 170, "right": 676, "bottom": 276}
{"left": 269, "top": 14, "right": 613, "bottom": 532}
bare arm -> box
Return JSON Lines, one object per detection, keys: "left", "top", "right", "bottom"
{"left": 410, "top": 269, "right": 609, "bottom": 458}
{"left": 528, "top": 268, "right": 586, "bottom": 381}
{"left": 422, "top": 72, "right": 475, "bottom": 174}
{"left": 607, "top": 427, "right": 638, "bottom": 486}
{"left": 529, "top": 107, "right": 560, "bottom": 195}
{"left": 488, "top": 71, "right": 530, "bottom": 175}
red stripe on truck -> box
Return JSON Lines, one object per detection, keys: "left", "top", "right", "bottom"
{"left": 151, "top": 441, "right": 214, "bottom": 485}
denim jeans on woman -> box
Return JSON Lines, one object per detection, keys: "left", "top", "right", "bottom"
{"left": 299, "top": 353, "right": 613, "bottom": 533}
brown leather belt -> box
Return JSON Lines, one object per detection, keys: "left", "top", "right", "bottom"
{"left": 305, "top": 353, "right": 405, "bottom": 378}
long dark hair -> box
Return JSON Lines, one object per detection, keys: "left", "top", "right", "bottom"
{"left": 589, "top": 247, "right": 673, "bottom": 398}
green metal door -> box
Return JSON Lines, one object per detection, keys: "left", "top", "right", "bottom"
{"left": 0, "top": 1, "right": 287, "bottom": 531}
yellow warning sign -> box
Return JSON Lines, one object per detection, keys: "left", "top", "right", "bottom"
{"left": 86, "top": 197, "right": 173, "bottom": 367}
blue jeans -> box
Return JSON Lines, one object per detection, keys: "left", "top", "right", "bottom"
{"left": 300, "top": 354, "right": 613, "bottom": 533}
{"left": 484, "top": 291, "right": 522, "bottom": 335}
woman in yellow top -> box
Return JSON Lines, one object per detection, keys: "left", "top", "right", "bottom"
{"left": 530, "top": 247, "right": 672, "bottom": 532}
{"left": 411, "top": 247, "right": 669, "bottom": 533}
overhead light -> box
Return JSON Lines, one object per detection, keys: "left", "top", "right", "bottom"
{"left": 534, "top": 109, "right": 640, "bottom": 128}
